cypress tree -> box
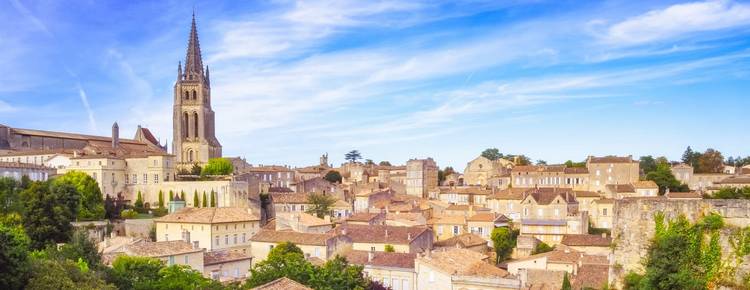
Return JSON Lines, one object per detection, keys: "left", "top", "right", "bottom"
{"left": 169, "top": 190, "right": 174, "bottom": 201}
{"left": 202, "top": 191, "right": 208, "bottom": 207}
{"left": 158, "top": 190, "right": 164, "bottom": 208}
{"left": 193, "top": 191, "right": 199, "bottom": 208}
{"left": 180, "top": 191, "right": 185, "bottom": 201}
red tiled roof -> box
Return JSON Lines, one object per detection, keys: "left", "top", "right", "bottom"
{"left": 561, "top": 234, "right": 612, "bottom": 247}
{"left": 334, "top": 224, "right": 430, "bottom": 245}
{"left": 344, "top": 250, "right": 416, "bottom": 269}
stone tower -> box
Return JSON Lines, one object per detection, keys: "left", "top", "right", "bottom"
{"left": 172, "top": 13, "right": 222, "bottom": 169}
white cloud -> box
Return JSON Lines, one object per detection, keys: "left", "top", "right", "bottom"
{"left": 602, "top": 0, "right": 750, "bottom": 45}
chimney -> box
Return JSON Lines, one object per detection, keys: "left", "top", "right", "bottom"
{"left": 112, "top": 122, "right": 120, "bottom": 148}
{"left": 384, "top": 229, "right": 389, "bottom": 238}
{"left": 601, "top": 232, "right": 607, "bottom": 238}
{"left": 407, "top": 232, "right": 412, "bottom": 241}
{"left": 368, "top": 249, "right": 374, "bottom": 262}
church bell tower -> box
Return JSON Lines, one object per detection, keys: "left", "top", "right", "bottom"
{"left": 173, "top": 13, "right": 222, "bottom": 169}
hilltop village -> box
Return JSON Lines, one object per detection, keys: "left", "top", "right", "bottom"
{"left": 2, "top": 14, "right": 750, "bottom": 290}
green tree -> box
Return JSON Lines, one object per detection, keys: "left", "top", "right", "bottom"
{"left": 697, "top": 148, "right": 724, "bottom": 173}
{"left": 345, "top": 150, "right": 362, "bottom": 163}
{"left": 323, "top": 170, "right": 342, "bottom": 184}
{"left": 564, "top": 160, "right": 586, "bottom": 168}
{"left": 26, "top": 257, "right": 115, "bottom": 290}
{"left": 481, "top": 148, "right": 502, "bottom": 160}
{"left": 59, "top": 229, "right": 102, "bottom": 268}
{"left": 193, "top": 190, "right": 199, "bottom": 208}
{"left": 54, "top": 171, "right": 105, "bottom": 220}
{"left": 210, "top": 190, "right": 216, "bottom": 207}
{"left": 645, "top": 163, "right": 689, "bottom": 194}
{"left": 0, "top": 177, "right": 23, "bottom": 214}
{"left": 0, "top": 223, "right": 31, "bottom": 290}
{"left": 22, "top": 181, "right": 80, "bottom": 249}
{"left": 180, "top": 191, "right": 185, "bottom": 201}
{"left": 306, "top": 193, "right": 336, "bottom": 219}
{"left": 246, "top": 242, "right": 315, "bottom": 288}
{"left": 491, "top": 227, "right": 516, "bottom": 263}
{"left": 158, "top": 190, "right": 164, "bottom": 208}
{"left": 169, "top": 190, "right": 174, "bottom": 202}
{"left": 201, "top": 158, "right": 234, "bottom": 176}
{"left": 708, "top": 187, "right": 750, "bottom": 199}
{"left": 111, "top": 256, "right": 163, "bottom": 290}
{"left": 190, "top": 163, "right": 202, "bottom": 176}
{"left": 639, "top": 155, "right": 658, "bottom": 176}
{"left": 155, "top": 265, "right": 224, "bottom": 289}
{"left": 378, "top": 161, "right": 392, "bottom": 166}
{"left": 532, "top": 241, "right": 554, "bottom": 255}
{"left": 134, "top": 191, "right": 144, "bottom": 212}
{"left": 384, "top": 244, "right": 395, "bottom": 252}
{"left": 202, "top": 192, "right": 208, "bottom": 207}
{"left": 308, "top": 256, "right": 369, "bottom": 290}
{"left": 561, "top": 272, "right": 571, "bottom": 290}
{"left": 364, "top": 159, "right": 375, "bottom": 166}
{"left": 682, "top": 146, "right": 698, "bottom": 167}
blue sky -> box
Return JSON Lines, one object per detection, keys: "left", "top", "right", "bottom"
{"left": 1, "top": 0, "right": 749, "bottom": 168}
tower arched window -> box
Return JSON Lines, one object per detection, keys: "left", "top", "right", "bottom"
{"left": 192, "top": 90, "right": 197, "bottom": 100}
{"left": 184, "top": 91, "right": 189, "bottom": 100}
{"left": 188, "top": 150, "right": 194, "bottom": 162}
{"left": 183, "top": 112, "right": 189, "bottom": 138}
{"left": 193, "top": 112, "right": 199, "bottom": 138}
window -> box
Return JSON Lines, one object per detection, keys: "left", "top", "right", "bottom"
{"left": 596, "top": 170, "right": 600, "bottom": 176}
{"left": 524, "top": 207, "right": 529, "bottom": 216}
{"left": 165, "top": 234, "right": 168, "bottom": 241}
{"left": 242, "top": 233, "right": 246, "bottom": 243}
{"left": 453, "top": 226, "right": 459, "bottom": 235}
{"left": 184, "top": 255, "right": 189, "bottom": 264}
{"left": 193, "top": 241, "right": 199, "bottom": 248}
{"left": 428, "top": 271, "right": 435, "bottom": 282}
{"left": 537, "top": 209, "right": 543, "bottom": 217}
{"left": 133, "top": 174, "right": 137, "bottom": 184}
{"left": 215, "top": 236, "right": 219, "bottom": 246}
{"left": 554, "top": 209, "right": 560, "bottom": 216}
{"left": 168, "top": 256, "right": 175, "bottom": 265}
{"left": 234, "top": 268, "right": 240, "bottom": 278}
{"left": 371, "top": 246, "right": 376, "bottom": 251}
{"left": 225, "top": 235, "right": 229, "bottom": 245}
{"left": 314, "top": 247, "right": 320, "bottom": 257}
{"left": 92, "top": 172, "right": 97, "bottom": 181}
{"left": 233, "top": 234, "right": 237, "bottom": 244}
{"left": 154, "top": 174, "right": 159, "bottom": 184}
{"left": 437, "top": 226, "right": 443, "bottom": 234}
{"left": 143, "top": 174, "right": 148, "bottom": 184}
{"left": 603, "top": 208, "right": 608, "bottom": 216}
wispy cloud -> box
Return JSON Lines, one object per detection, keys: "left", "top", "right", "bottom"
{"left": 0, "top": 100, "right": 16, "bottom": 112}
{"left": 600, "top": 0, "right": 750, "bottom": 45}
{"left": 75, "top": 83, "right": 97, "bottom": 133}
{"left": 8, "top": 0, "right": 53, "bottom": 37}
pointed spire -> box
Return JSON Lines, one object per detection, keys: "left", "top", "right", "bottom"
{"left": 205, "top": 65, "right": 210, "bottom": 86}
{"left": 184, "top": 11, "right": 204, "bottom": 80}
{"left": 177, "top": 61, "right": 182, "bottom": 81}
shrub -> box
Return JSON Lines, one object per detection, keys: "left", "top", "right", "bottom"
{"left": 120, "top": 209, "right": 138, "bottom": 219}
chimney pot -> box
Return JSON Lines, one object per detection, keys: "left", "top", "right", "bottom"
{"left": 368, "top": 250, "right": 374, "bottom": 262}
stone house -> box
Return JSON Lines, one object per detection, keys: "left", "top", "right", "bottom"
{"left": 345, "top": 250, "right": 417, "bottom": 290}
{"left": 346, "top": 212, "right": 386, "bottom": 226}
{"left": 586, "top": 155, "right": 639, "bottom": 192}
{"left": 432, "top": 215, "right": 467, "bottom": 241}
{"left": 506, "top": 248, "right": 609, "bottom": 289}
{"left": 590, "top": 198, "right": 614, "bottom": 229}
{"left": 467, "top": 212, "right": 510, "bottom": 240}
{"left": 415, "top": 248, "right": 521, "bottom": 290}
{"left": 332, "top": 224, "right": 433, "bottom": 254}
{"left": 405, "top": 158, "right": 438, "bottom": 198}
{"left": 433, "top": 233, "right": 488, "bottom": 253}
{"left": 249, "top": 230, "right": 352, "bottom": 265}
{"left": 154, "top": 207, "right": 261, "bottom": 254}
{"left": 462, "top": 155, "right": 513, "bottom": 187}
{"left": 559, "top": 234, "right": 612, "bottom": 256}
{"left": 203, "top": 250, "right": 252, "bottom": 282}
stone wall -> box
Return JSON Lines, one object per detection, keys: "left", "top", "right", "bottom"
{"left": 611, "top": 198, "right": 750, "bottom": 287}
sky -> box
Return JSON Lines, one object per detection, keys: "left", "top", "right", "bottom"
{"left": 1, "top": 0, "right": 749, "bottom": 169}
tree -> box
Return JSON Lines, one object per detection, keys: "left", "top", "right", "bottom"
{"left": 645, "top": 163, "right": 689, "bottom": 194}
{"left": 308, "top": 256, "right": 369, "bottom": 290}
{"left": 491, "top": 227, "right": 516, "bottom": 263}
{"left": 169, "top": 190, "right": 174, "bottom": 202}
{"left": 0, "top": 223, "right": 31, "bottom": 290}
{"left": 696, "top": 148, "right": 724, "bottom": 173}
{"left": 536, "top": 160, "right": 548, "bottom": 165}
{"left": 134, "top": 191, "right": 144, "bottom": 212}
{"left": 564, "top": 160, "right": 586, "bottom": 168}
{"left": 158, "top": 190, "right": 164, "bottom": 208}
{"left": 639, "top": 156, "right": 658, "bottom": 176}
{"left": 481, "top": 148, "right": 503, "bottom": 161}
{"left": 532, "top": 241, "right": 554, "bottom": 254}
{"left": 246, "top": 242, "right": 315, "bottom": 288}
{"left": 190, "top": 163, "right": 202, "bottom": 175}
{"left": 201, "top": 158, "right": 234, "bottom": 176}
{"left": 384, "top": 244, "right": 395, "bottom": 252}
{"left": 111, "top": 256, "right": 164, "bottom": 289}
{"left": 707, "top": 187, "right": 750, "bottom": 199}
{"left": 202, "top": 192, "right": 208, "bottom": 207}
{"left": 180, "top": 191, "right": 185, "bottom": 201}
{"left": 345, "top": 150, "right": 362, "bottom": 163}
{"left": 323, "top": 170, "right": 342, "bottom": 184}
{"left": 378, "top": 161, "right": 392, "bottom": 166}
{"left": 193, "top": 190, "right": 199, "bottom": 208}
{"left": 154, "top": 265, "right": 224, "bottom": 289}
{"left": 682, "top": 146, "right": 698, "bottom": 167}
{"left": 306, "top": 193, "right": 336, "bottom": 219}
{"left": 510, "top": 154, "right": 532, "bottom": 165}
{"left": 562, "top": 272, "right": 571, "bottom": 290}
{"left": 54, "top": 171, "right": 105, "bottom": 220}
{"left": 59, "top": 229, "right": 102, "bottom": 268}
{"left": 364, "top": 159, "right": 375, "bottom": 166}
{"left": 0, "top": 177, "right": 23, "bottom": 215}
{"left": 26, "top": 257, "right": 115, "bottom": 290}
{"left": 210, "top": 190, "right": 217, "bottom": 207}
{"left": 22, "top": 181, "right": 80, "bottom": 249}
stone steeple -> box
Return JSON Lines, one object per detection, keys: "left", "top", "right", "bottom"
{"left": 183, "top": 12, "right": 205, "bottom": 81}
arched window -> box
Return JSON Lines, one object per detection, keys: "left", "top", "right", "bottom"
{"left": 192, "top": 90, "right": 197, "bottom": 100}
{"left": 188, "top": 150, "right": 194, "bottom": 162}
{"left": 193, "top": 112, "right": 199, "bottom": 138}
{"left": 183, "top": 112, "right": 189, "bottom": 138}
{"left": 184, "top": 91, "right": 189, "bottom": 99}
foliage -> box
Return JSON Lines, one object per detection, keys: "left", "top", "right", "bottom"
{"left": 564, "top": 160, "right": 586, "bottom": 168}
{"left": 154, "top": 265, "right": 225, "bottom": 290}
{"left": 638, "top": 155, "right": 658, "bottom": 176}
{"left": 535, "top": 160, "right": 547, "bottom": 165}
{"left": 623, "top": 272, "right": 644, "bottom": 290}
{"left": 54, "top": 171, "right": 105, "bottom": 220}
{"left": 201, "top": 158, "right": 234, "bottom": 176}
{"left": 345, "top": 150, "right": 362, "bottom": 163}
{"left": 308, "top": 256, "right": 370, "bottom": 290}
{"left": 158, "top": 190, "right": 164, "bottom": 208}
{"left": 210, "top": 190, "right": 217, "bottom": 207}
{"left": 323, "top": 170, "right": 343, "bottom": 184}
{"left": 707, "top": 187, "right": 750, "bottom": 199}
{"left": 364, "top": 159, "right": 375, "bottom": 166}
{"left": 0, "top": 177, "right": 24, "bottom": 214}
{"left": 193, "top": 190, "right": 200, "bottom": 208}
{"left": 645, "top": 162, "right": 689, "bottom": 194}
{"left": 378, "top": 161, "right": 392, "bottom": 166}
{"left": 59, "top": 230, "right": 102, "bottom": 268}
{"left": 0, "top": 223, "right": 31, "bottom": 290}
{"left": 190, "top": 163, "right": 202, "bottom": 175}
{"left": 180, "top": 191, "right": 186, "bottom": 201}
{"left": 532, "top": 241, "right": 553, "bottom": 255}
{"left": 202, "top": 191, "right": 208, "bottom": 207}
{"left": 120, "top": 209, "right": 138, "bottom": 219}
{"left": 384, "top": 244, "right": 395, "bottom": 252}
{"left": 26, "top": 257, "right": 115, "bottom": 290}
{"left": 697, "top": 148, "right": 724, "bottom": 173}
{"left": 306, "top": 193, "right": 336, "bottom": 219}
{"left": 438, "top": 166, "right": 456, "bottom": 184}
{"left": 134, "top": 191, "right": 144, "bottom": 213}
{"left": 561, "top": 272, "right": 571, "bottom": 290}
{"left": 169, "top": 190, "right": 174, "bottom": 202}
{"left": 682, "top": 146, "right": 699, "bottom": 168}
{"left": 698, "top": 213, "right": 724, "bottom": 231}
{"left": 110, "top": 255, "right": 164, "bottom": 289}
{"left": 481, "top": 148, "right": 503, "bottom": 161}
{"left": 22, "top": 181, "right": 80, "bottom": 249}
{"left": 246, "top": 242, "right": 315, "bottom": 288}
{"left": 491, "top": 227, "right": 517, "bottom": 263}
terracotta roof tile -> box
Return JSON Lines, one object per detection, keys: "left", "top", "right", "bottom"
{"left": 665, "top": 191, "right": 703, "bottom": 199}
{"left": 434, "top": 233, "right": 487, "bottom": 248}
{"left": 204, "top": 251, "right": 252, "bottom": 266}
{"left": 155, "top": 207, "right": 259, "bottom": 224}
{"left": 588, "top": 156, "right": 635, "bottom": 163}
{"left": 418, "top": 248, "right": 508, "bottom": 278}
{"left": 606, "top": 184, "right": 635, "bottom": 193}
{"left": 632, "top": 180, "right": 658, "bottom": 189}
{"left": 250, "top": 230, "right": 334, "bottom": 246}
{"left": 252, "top": 277, "right": 312, "bottom": 290}
{"left": 561, "top": 234, "right": 612, "bottom": 247}
{"left": 335, "top": 224, "right": 430, "bottom": 245}
{"left": 344, "top": 250, "right": 416, "bottom": 269}
{"left": 123, "top": 240, "right": 202, "bottom": 257}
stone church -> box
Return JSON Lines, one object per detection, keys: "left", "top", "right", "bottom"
{"left": 172, "top": 14, "right": 222, "bottom": 169}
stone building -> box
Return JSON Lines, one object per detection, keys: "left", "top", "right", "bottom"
{"left": 585, "top": 155, "right": 639, "bottom": 192}
{"left": 154, "top": 207, "right": 261, "bottom": 254}
{"left": 406, "top": 158, "right": 438, "bottom": 198}
{"left": 345, "top": 250, "right": 417, "bottom": 290}
{"left": 332, "top": 224, "right": 434, "bottom": 254}
{"left": 462, "top": 155, "right": 513, "bottom": 187}
{"left": 172, "top": 14, "right": 222, "bottom": 169}
{"left": 415, "top": 248, "right": 521, "bottom": 290}
{"left": 0, "top": 161, "right": 55, "bottom": 181}
{"left": 510, "top": 165, "right": 590, "bottom": 190}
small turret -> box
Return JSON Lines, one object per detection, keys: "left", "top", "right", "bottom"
{"left": 177, "top": 61, "right": 182, "bottom": 81}
{"left": 205, "top": 65, "right": 210, "bottom": 86}
{"left": 112, "top": 122, "right": 120, "bottom": 149}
